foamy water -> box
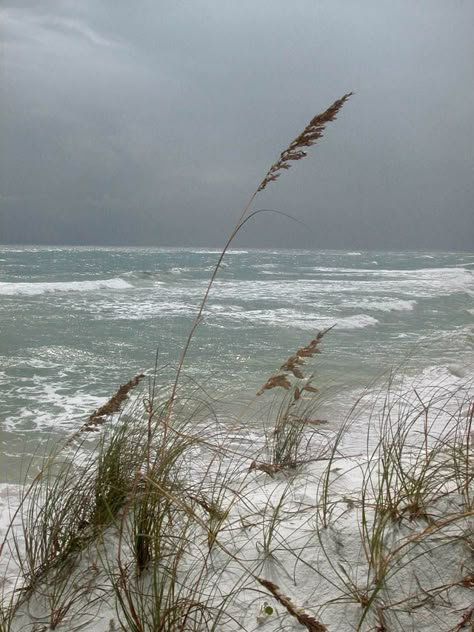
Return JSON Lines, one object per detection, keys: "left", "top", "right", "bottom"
{"left": 0, "top": 277, "right": 132, "bottom": 296}
{"left": 0, "top": 246, "right": 473, "bottom": 480}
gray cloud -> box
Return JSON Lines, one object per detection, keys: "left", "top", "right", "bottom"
{"left": 1, "top": 0, "right": 473, "bottom": 250}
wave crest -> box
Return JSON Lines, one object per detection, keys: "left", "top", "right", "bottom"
{"left": 0, "top": 278, "right": 132, "bottom": 296}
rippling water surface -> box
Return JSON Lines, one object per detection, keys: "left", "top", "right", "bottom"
{"left": 1, "top": 246, "right": 473, "bottom": 481}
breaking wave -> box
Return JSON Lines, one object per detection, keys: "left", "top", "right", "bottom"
{"left": 0, "top": 278, "right": 132, "bottom": 296}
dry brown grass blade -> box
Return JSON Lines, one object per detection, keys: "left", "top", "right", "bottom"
{"left": 249, "top": 461, "right": 280, "bottom": 477}
{"left": 454, "top": 605, "right": 474, "bottom": 631}
{"left": 257, "top": 327, "right": 334, "bottom": 396}
{"left": 257, "top": 374, "right": 292, "bottom": 396}
{"left": 256, "top": 577, "right": 328, "bottom": 631}
{"left": 258, "top": 93, "right": 353, "bottom": 192}
{"left": 81, "top": 373, "right": 146, "bottom": 432}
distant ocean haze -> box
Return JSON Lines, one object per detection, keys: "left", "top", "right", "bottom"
{"left": 0, "top": 246, "right": 473, "bottom": 480}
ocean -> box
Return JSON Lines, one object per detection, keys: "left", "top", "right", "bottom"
{"left": 1, "top": 246, "right": 473, "bottom": 482}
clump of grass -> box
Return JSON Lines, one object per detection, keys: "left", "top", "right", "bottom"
{"left": 93, "top": 377, "right": 251, "bottom": 631}
{"left": 6, "top": 382, "right": 241, "bottom": 631}
{"left": 112, "top": 494, "right": 211, "bottom": 632}
{"left": 0, "top": 597, "right": 17, "bottom": 632}
{"left": 0, "top": 371, "right": 146, "bottom": 578}
{"left": 257, "top": 483, "right": 293, "bottom": 558}
{"left": 92, "top": 422, "right": 138, "bottom": 529}
{"left": 10, "top": 391, "right": 152, "bottom": 598}
{"left": 252, "top": 329, "right": 333, "bottom": 475}
{"left": 306, "top": 377, "right": 474, "bottom": 631}
{"left": 15, "top": 457, "right": 94, "bottom": 590}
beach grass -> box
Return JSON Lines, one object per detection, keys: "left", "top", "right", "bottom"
{"left": 1, "top": 351, "right": 472, "bottom": 631}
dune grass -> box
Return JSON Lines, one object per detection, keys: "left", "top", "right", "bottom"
{"left": 2, "top": 348, "right": 472, "bottom": 631}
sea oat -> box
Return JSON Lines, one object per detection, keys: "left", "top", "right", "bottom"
{"left": 257, "top": 327, "right": 333, "bottom": 396}
{"left": 256, "top": 577, "right": 327, "bottom": 631}
{"left": 165, "top": 94, "right": 351, "bottom": 428}
{"left": 256, "top": 374, "right": 293, "bottom": 396}
{"left": 81, "top": 373, "right": 145, "bottom": 432}
{"left": 257, "top": 93, "right": 352, "bottom": 192}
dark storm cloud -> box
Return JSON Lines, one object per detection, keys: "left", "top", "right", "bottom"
{"left": 1, "top": 1, "right": 473, "bottom": 250}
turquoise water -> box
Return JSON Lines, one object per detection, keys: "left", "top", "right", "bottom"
{"left": 1, "top": 246, "right": 473, "bottom": 480}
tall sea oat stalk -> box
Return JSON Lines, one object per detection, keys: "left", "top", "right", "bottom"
{"left": 164, "top": 92, "right": 353, "bottom": 438}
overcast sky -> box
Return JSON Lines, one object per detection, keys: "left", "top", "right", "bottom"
{"left": 1, "top": 1, "right": 473, "bottom": 250}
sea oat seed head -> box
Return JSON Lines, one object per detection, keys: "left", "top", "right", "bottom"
{"left": 257, "top": 92, "right": 352, "bottom": 192}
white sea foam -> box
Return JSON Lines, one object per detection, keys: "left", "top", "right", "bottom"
{"left": 88, "top": 298, "right": 247, "bottom": 321}
{"left": 3, "top": 383, "right": 107, "bottom": 432}
{"left": 404, "top": 365, "right": 474, "bottom": 405}
{"left": 0, "top": 247, "right": 68, "bottom": 253}
{"left": 333, "top": 267, "right": 473, "bottom": 297}
{"left": 188, "top": 250, "right": 222, "bottom": 254}
{"left": 335, "top": 314, "right": 379, "bottom": 329}
{"left": 216, "top": 308, "right": 378, "bottom": 330}
{"left": 0, "top": 277, "right": 133, "bottom": 296}
{"left": 99, "top": 300, "right": 196, "bottom": 320}
{"left": 212, "top": 268, "right": 473, "bottom": 302}
{"left": 187, "top": 249, "right": 248, "bottom": 255}
{"left": 25, "top": 345, "right": 100, "bottom": 366}
{"left": 253, "top": 263, "right": 277, "bottom": 269}
{"left": 344, "top": 298, "right": 417, "bottom": 312}
{"left": 399, "top": 267, "right": 474, "bottom": 297}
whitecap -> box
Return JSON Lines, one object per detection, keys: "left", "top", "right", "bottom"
{"left": 344, "top": 298, "right": 416, "bottom": 313}
{"left": 188, "top": 249, "right": 248, "bottom": 255}
{"left": 0, "top": 277, "right": 133, "bottom": 296}
{"left": 334, "top": 314, "right": 379, "bottom": 329}
{"left": 187, "top": 249, "right": 222, "bottom": 255}
{"left": 212, "top": 307, "right": 377, "bottom": 331}
{"left": 90, "top": 299, "right": 196, "bottom": 321}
